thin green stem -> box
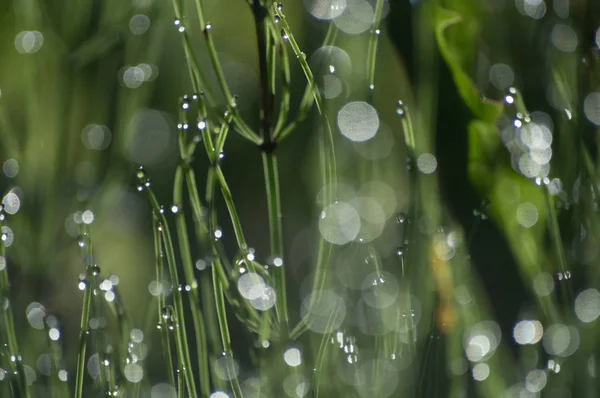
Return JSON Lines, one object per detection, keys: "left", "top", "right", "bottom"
{"left": 274, "top": 5, "right": 323, "bottom": 113}
{"left": 214, "top": 167, "right": 256, "bottom": 272}
{"left": 173, "top": 166, "right": 211, "bottom": 397}
{"left": 275, "top": 6, "right": 337, "bottom": 338}
{"left": 255, "top": 2, "right": 288, "bottom": 331}
{"left": 274, "top": 23, "right": 338, "bottom": 142}
{"left": 153, "top": 217, "right": 177, "bottom": 389}
{"left": 262, "top": 151, "right": 288, "bottom": 329}
{"left": 212, "top": 255, "right": 244, "bottom": 398}
{"left": 181, "top": 0, "right": 260, "bottom": 144}
{"left": 171, "top": 0, "right": 259, "bottom": 144}
{"left": 75, "top": 226, "right": 94, "bottom": 398}
{"left": 0, "top": 212, "right": 29, "bottom": 398}
{"left": 142, "top": 183, "right": 198, "bottom": 397}
{"left": 366, "top": 0, "right": 385, "bottom": 89}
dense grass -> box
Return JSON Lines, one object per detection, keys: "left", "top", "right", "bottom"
{"left": 1, "top": 0, "right": 600, "bottom": 397}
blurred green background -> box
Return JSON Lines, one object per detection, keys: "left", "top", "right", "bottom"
{"left": 2, "top": 0, "right": 600, "bottom": 396}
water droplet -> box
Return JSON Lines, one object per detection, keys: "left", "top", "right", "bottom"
{"left": 171, "top": 205, "right": 179, "bottom": 214}
{"left": 197, "top": 119, "right": 206, "bottom": 130}
{"left": 396, "top": 100, "right": 406, "bottom": 117}
{"left": 281, "top": 29, "right": 289, "bottom": 41}
{"left": 178, "top": 26, "right": 185, "bottom": 33}
{"left": 161, "top": 307, "right": 172, "bottom": 321}
{"left": 136, "top": 167, "right": 146, "bottom": 180}
{"left": 90, "top": 265, "right": 101, "bottom": 276}
{"left": 78, "top": 233, "right": 90, "bottom": 248}
{"left": 174, "top": 19, "right": 181, "bottom": 26}
{"left": 396, "top": 247, "right": 405, "bottom": 256}
{"left": 396, "top": 212, "right": 408, "bottom": 224}
{"left": 369, "top": 84, "right": 375, "bottom": 90}
{"left": 274, "top": 14, "right": 280, "bottom": 24}
{"left": 181, "top": 97, "right": 190, "bottom": 110}
{"left": 297, "top": 52, "right": 306, "bottom": 60}
{"left": 205, "top": 23, "right": 212, "bottom": 31}
{"left": 277, "top": 2, "right": 283, "bottom": 11}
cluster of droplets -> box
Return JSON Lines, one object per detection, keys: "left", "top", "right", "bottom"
{"left": 174, "top": 18, "right": 185, "bottom": 33}
{"left": 395, "top": 100, "right": 406, "bottom": 117}
{"left": 395, "top": 212, "right": 408, "bottom": 257}
{"left": 472, "top": 198, "right": 490, "bottom": 220}
{"left": 502, "top": 87, "right": 554, "bottom": 183}
{"left": 159, "top": 306, "right": 176, "bottom": 331}
{"left": 136, "top": 167, "right": 151, "bottom": 192}
{"left": 123, "top": 328, "right": 147, "bottom": 383}
{"left": 557, "top": 271, "right": 572, "bottom": 281}
{"left": 330, "top": 331, "right": 359, "bottom": 364}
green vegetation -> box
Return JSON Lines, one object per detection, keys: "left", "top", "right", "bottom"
{"left": 1, "top": 0, "right": 600, "bottom": 397}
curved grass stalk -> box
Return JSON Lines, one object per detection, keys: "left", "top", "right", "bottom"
{"left": 0, "top": 211, "right": 29, "bottom": 398}
{"left": 274, "top": 4, "right": 338, "bottom": 340}
{"left": 212, "top": 262, "right": 244, "bottom": 398}
{"left": 254, "top": 3, "right": 289, "bottom": 330}
{"left": 141, "top": 183, "right": 198, "bottom": 397}
{"left": 509, "top": 88, "right": 571, "bottom": 297}
{"left": 173, "top": 166, "right": 211, "bottom": 397}
{"left": 273, "top": 21, "right": 338, "bottom": 138}
{"left": 366, "top": 0, "right": 385, "bottom": 90}
{"left": 74, "top": 225, "right": 96, "bottom": 398}
{"left": 172, "top": 0, "right": 260, "bottom": 144}
{"left": 152, "top": 220, "right": 177, "bottom": 388}
{"left": 261, "top": 151, "right": 288, "bottom": 329}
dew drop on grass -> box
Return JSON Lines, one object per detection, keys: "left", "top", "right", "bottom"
{"left": 395, "top": 100, "right": 406, "bottom": 117}
{"left": 90, "top": 265, "right": 101, "bottom": 276}
{"left": 274, "top": 14, "right": 280, "bottom": 24}
{"left": 77, "top": 233, "right": 90, "bottom": 248}
{"left": 281, "top": 29, "right": 289, "bottom": 41}
{"left": 396, "top": 212, "right": 408, "bottom": 224}
{"left": 161, "top": 307, "right": 172, "bottom": 321}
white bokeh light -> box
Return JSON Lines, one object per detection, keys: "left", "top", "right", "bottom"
{"left": 337, "top": 101, "right": 379, "bottom": 142}
{"left": 304, "top": 0, "right": 347, "bottom": 20}
{"left": 15, "top": 31, "right": 43, "bottom": 54}
{"left": 283, "top": 348, "right": 302, "bottom": 367}
{"left": 516, "top": 202, "right": 538, "bottom": 228}
{"left": 575, "top": 288, "right": 600, "bottom": 323}
{"left": 584, "top": 93, "right": 600, "bottom": 126}
{"left": 319, "top": 201, "right": 361, "bottom": 245}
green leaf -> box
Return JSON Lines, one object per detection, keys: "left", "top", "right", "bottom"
{"left": 433, "top": 7, "right": 503, "bottom": 123}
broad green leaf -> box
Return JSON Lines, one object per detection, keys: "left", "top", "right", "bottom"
{"left": 433, "top": 7, "right": 503, "bottom": 123}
